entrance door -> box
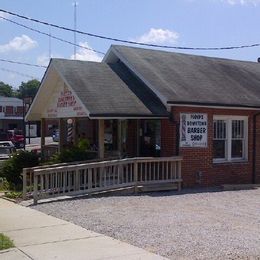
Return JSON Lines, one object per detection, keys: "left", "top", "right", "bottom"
{"left": 139, "top": 120, "right": 161, "bottom": 157}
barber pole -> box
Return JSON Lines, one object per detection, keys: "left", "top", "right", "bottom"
{"left": 181, "top": 114, "right": 186, "bottom": 142}
{"left": 67, "top": 118, "right": 73, "bottom": 143}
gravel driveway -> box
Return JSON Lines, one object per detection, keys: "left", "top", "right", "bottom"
{"left": 31, "top": 188, "right": 260, "bottom": 259}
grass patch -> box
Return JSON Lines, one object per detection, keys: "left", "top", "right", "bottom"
{"left": 0, "top": 233, "right": 14, "bottom": 250}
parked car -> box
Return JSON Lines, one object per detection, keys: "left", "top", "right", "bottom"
{"left": 0, "top": 130, "right": 24, "bottom": 148}
{"left": 52, "top": 129, "right": 60, "bottom": 142}
{"left": 7, "top": 130, "right": 25, "bottom": 148}
{"left": 0, "top": 141, "right": 16, "bottom": 162}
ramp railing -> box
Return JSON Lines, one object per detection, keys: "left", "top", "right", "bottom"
{"left": 23, "top": 156, "right": 182, "bottom": 204}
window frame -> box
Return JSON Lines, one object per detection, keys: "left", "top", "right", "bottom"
{"left": 213, "top": 115, "right": 248, "bottom": 163}
{"left": 213, "top": 119, "right": 227, "bottom": 160}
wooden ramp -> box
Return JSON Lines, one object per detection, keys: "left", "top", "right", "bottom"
{"left": 23, "top": 156, "right": 183, "bottom": 204}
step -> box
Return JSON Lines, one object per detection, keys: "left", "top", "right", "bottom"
{"left": 222, "top": 184, "right": 260, "bottom": 191}
{"left": 138, "top": 182, "right": 180, "bottom": 192}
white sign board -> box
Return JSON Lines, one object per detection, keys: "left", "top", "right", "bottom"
{"left": 180, "top": 113, "right": 207, "bottom": 148}
{"left": 43, "top": 82, "right": 88, "bottom": 118}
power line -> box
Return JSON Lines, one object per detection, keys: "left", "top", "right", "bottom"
{"left": 1, "top": 8, "right": 260, "bottom": 51}
{"left": 0, "top": 58, "right": 47, "bottom": 68}
{"left": 0, "top": 16, "right": 105, "bottom": 55}
{"left": 0, "top": 67, "right": 39, "bottom": 79}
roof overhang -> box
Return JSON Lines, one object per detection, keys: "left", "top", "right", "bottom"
{"left": 89, "top": 113, "right": 169, "bottom": 119}
{"left": 0, "top": 117, "right": 23, "bottom": 120}
{"left": 168, "top": 101, "right": 260, "bottom": 110}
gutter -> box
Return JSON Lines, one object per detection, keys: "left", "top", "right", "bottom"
{"left": 167, "top": 101, "right": 260, "bottom": 110}
{"left": 252, "top": 112, "right": 260, "bottom": 184}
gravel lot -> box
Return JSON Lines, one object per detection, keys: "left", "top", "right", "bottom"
{"left": 32, "top": 188, "right": 260, "bottom": 260}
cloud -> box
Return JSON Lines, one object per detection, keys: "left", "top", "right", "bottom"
{"left": 188, "top": 0, "right": 260, "bottom": 5}
{"left": 36, "top": 53, "right": 63, "bottom": 66}
{"left": 133, "top": 28, "right": 179, "bottom": 44}
{"left": 37, "top": 53, "right": 63, "bottom": 67}
{"left": 70, "top": 42, "right": 102, "bottom": 62}
{"left": 37, "top": 54, "right": 50, "bottom": 67}
{"left": 221, "top": 0, "right": 260, "bottom": 5}
{"left": 0, "top": 35, "right": 37, "bottom": 53}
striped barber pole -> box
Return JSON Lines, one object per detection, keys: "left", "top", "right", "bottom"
{"left": 67, "top": 119, "right": 73, "bottom": 143}
{"left": 181, "top": 114, "right": 186, "bottom": 141}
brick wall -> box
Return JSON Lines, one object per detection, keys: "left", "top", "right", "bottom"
{"left": 5, "top": 106, "right": 13, "bottom": 115}
{"left": 160, "top": 106, "right": 258, "bottom": 187}
{"left": 255, "top": 115, "right": 260, "bottom": 184}
{"left": 161, "top": 119, "right": 177, "bottom": 157}
{"left": 16, "top": 106, "right": 24, "bottom": 116}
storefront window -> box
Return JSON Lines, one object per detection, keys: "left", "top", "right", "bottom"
{"left": 213, "top": 120, "right": 226, "bottom": 159}
{"left": 213, "top": 116, "right": 247, "bottom": 162}
{"left": 231, "top": 120, "right": 244, "bottom": 158}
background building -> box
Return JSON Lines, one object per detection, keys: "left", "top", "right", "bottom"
{"left": 0, "top": 96, "right": 23, "bottom": 132}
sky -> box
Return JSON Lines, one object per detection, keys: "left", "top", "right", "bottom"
{"left": 0, "top": 0, "right": 260, "bottom": 88}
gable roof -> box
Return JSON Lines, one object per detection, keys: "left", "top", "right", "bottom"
{"left": 106, "top": 45, "right": 260, "bottom": 108}
{"left": 26, "top": 58, "right": 168, "bottom": 120}
{"left": 52, "top": 59, "right": 168, "bottom": 117}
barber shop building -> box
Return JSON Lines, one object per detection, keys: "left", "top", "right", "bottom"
{"left": 26, "top": 45, "right": 260, "bottom": 188}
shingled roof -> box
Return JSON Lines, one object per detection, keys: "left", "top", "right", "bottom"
{"left": 51, "top": 59, "right": 168, "bottom": 118}
{"left": 107, "top": 45, "right": 260, "bottom": 108}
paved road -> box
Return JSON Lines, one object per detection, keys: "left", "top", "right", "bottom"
{"left": 26, "top": 136, "right": 54, "bottom": 146}
{"left": 25, "top": 137, "right": 56, "bottom": 151}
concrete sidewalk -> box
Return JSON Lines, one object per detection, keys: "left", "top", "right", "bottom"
{"left": 0, "top": 199, "right": 167, "bottom": 260}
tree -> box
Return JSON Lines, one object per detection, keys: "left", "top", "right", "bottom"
{"left": 0, "top": 81, "right": 14, "bottom": 97}
{"left": 17, "top": 79, "right": 40, "bottom": 99}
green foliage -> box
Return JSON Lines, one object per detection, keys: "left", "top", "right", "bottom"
{"left": 4, "top": 191, "right": 22, "bottom": 199}
{"left": 48, "top": 142, "right": 97, "bottom": 164}
{"left": 0, "top": 233, "right": 14, "bottom": 250}
{"left": 77, "top": 138, "right": 90, "bottom": 150}
{"left": 0, "top": 81, "right": 14, "bottom": 97}
{"left": 0, "top": 151, "right": 39, "bottom": 189}
{"left": 51, "top": 147, "right": 97, "bottom": 163}
{"left": 17, "top": 79, "right": 40, "bottom": 99}
{"left": 0, "top": 177, "right": 11, "bottom": 191}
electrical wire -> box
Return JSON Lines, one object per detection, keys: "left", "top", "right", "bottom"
{"left": 0, "top": 58, "right": 47, "bottom": 68}
{"left": 0, "top": 67, "right": 39, "bottom": 79}
{"left": 1, "top": 8, "right": 260, "bottom": 50}
{"left": 0, "top": 16, "right": 105, "bottom": 56}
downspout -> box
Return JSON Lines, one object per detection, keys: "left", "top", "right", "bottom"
{"left": 175, "top": 121, "right": 180, "bottom": 156}
{"left": 252, "top": 112, "right": 260, "bottom": 184}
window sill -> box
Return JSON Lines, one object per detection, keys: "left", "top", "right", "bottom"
{"left": 213, "top": 159, "right": 248, "bottom": 165}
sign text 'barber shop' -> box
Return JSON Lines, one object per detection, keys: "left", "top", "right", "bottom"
{"left": 180, "top": 113, "right": 207, "bottom": 148}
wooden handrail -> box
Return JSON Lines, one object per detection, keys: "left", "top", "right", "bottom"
{"left": 33, "top": 156, "right": 183, "bottom": 175}
{"left": 23, "top": 156, "right": 183, "bottom": 203}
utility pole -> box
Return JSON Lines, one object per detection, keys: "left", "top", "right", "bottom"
{"left": 48, "top": 25, "right": 52, "bottom": 60}
{"left": 73, "top": 2, "right": 78, "bottom": 60}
